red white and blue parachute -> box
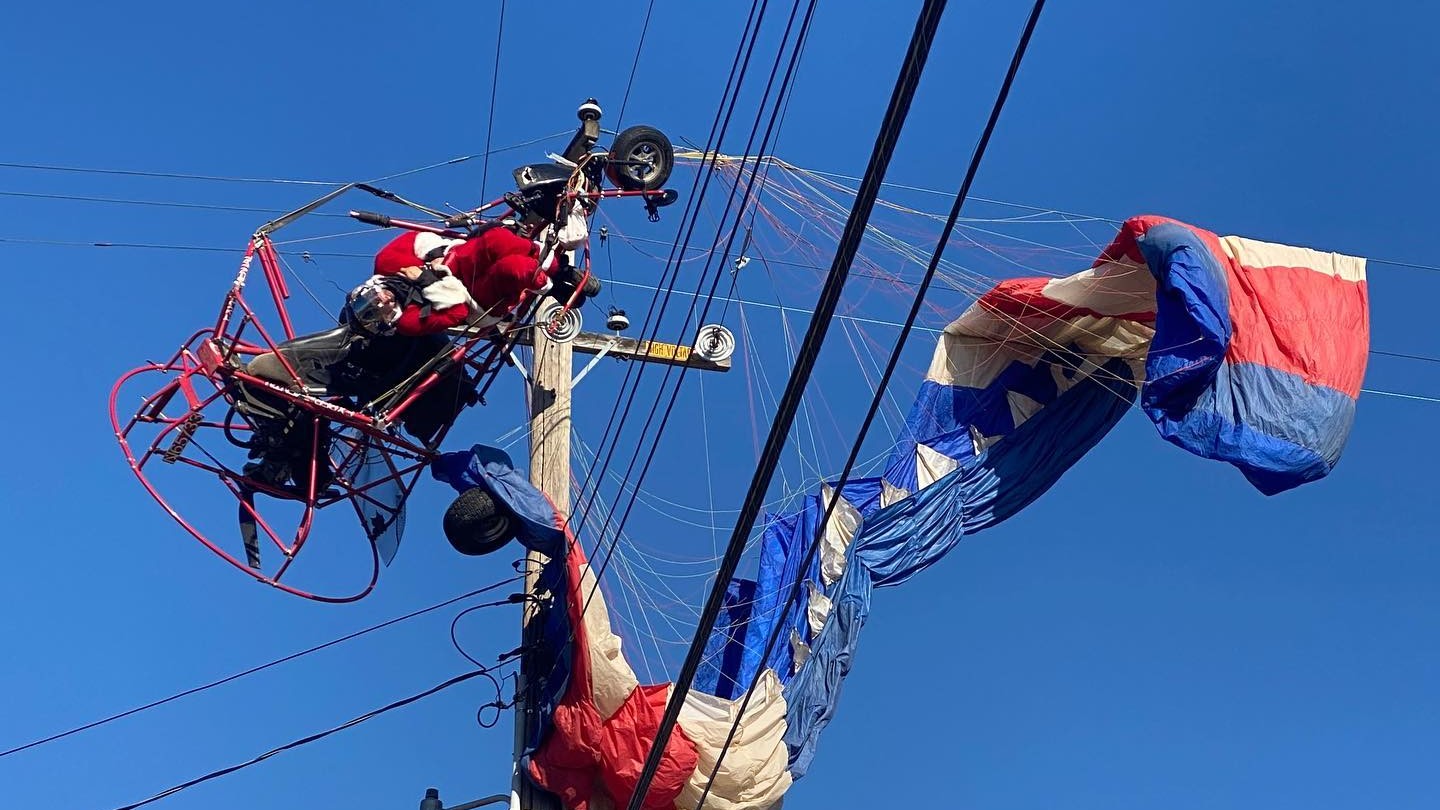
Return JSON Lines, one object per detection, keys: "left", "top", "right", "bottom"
{"left": 440, "top": 215, "right": 1369, "bottom": 809}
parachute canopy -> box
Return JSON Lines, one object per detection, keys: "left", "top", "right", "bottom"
{"left": 449, "top": 214, "right": 1370, "bottom": 810}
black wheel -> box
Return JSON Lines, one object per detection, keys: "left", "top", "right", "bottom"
{"left": 549, "top": 266, "right": 604, "bottom": 306}
{"left": 443, "top": 487, "right": 516, "bottom": 556}
{"left": 605, "top": 125, "right": 674, "bottom": 191}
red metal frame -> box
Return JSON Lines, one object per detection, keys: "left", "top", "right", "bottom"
{"left": 110, "top": 174, "right": 674, "bottom": 602}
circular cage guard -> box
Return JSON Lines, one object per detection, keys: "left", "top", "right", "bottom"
{"left": 110, "top": 149, "right": 679, "bottom": 601}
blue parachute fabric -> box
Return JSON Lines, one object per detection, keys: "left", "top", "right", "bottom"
{"left": 735, "top": 507, "right": 822, "bottom": 687}
{"left": 431, "top": 445, "right": 572, "bottom": 762}
{"left": 1136, "top": 223, "right": 1231, "bottom": 411}
{"left": 695, "top": 475, "right": 890, "bottom": 700}
{"left": 694, "top": 578, "right": 757, "bottom": 699}
{"left": 783, "top": 358, "right": 1138, "bottom": 776}
{"left": 431, "top": 445, "right": 565, "bottom": 558}
{"left": 1121, "top": 217, "right": 1369, "bottom": 494}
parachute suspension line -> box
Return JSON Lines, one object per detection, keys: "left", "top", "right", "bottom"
{"left": 615, "top": 0, "right": 658, "bottom": 127}
{"left": 0, "top": 576, "right": 523, "bottom": 761}
{"left": 691, "top": 3, "right": 1049, "bottom": 807}
{"left": 725, "top": 163, "right": 1163, "bottom": 402}
{"left": 566, "top": 0, "right": 815, "bottom": 643}
{"left": 624, "top": 0, "right": 949, "bottom": 804}
{"left": 580, "top": 0, "right": 817, "bottom": 551}
{"left": 567, "top": 0, "right": 769, "bottom": 543}
{"left": 109, "top": 665, "right": 515, "bottom": 810}
{"left": 700, "top": 373, "right": 720, "bottom": 557}
{"left": 479, "top": 0, "right": 506, "bottom": 196}
{"left": 544, "top": 0, "right": 824, "bottom": 730}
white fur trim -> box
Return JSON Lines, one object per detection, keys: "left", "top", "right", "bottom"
{"left": 412, "top": 232, "right": 461, "bottom": 261}
{"left": 421, "top": 275, "right": 470, "bottom": 308}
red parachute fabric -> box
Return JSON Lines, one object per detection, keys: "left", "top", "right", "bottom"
{"left": 529, "top": 521, "right": 698, "bottom": 810}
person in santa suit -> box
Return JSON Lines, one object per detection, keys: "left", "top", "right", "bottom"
{"left": 367, "top": 226, "right": 555, "bottom": 335}
{"left": 237, "top": 225, "right": 554, "bottom": 489}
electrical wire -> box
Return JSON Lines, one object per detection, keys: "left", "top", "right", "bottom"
{"left": 0, "top": 133, "right": 568, "bottom": 191}
{"left": 110, "top": 665, "right": 513, "bottom": 810}
{"left": 0, "top": 161, "right": 340, "bottom": 185}
{"left": 479, "top": 0, "right": 506, "bottom": 196}
{"left": 615, "top": 0, "right": 658, "bottom": 126}
{"left": 691, "top": 4, "right": 1048, "bottom": 806}
{"left": 626, "top": 0, "right": 944, "bottom": 805}
{"left": 564, "top": 0, "right": 773, "bottom": 556}
{"left": 0, "top": 575, "right": 522, "bottom": 760}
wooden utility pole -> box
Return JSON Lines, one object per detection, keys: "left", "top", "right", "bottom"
{"left": 512, "top": 325, "right": 569, "bottom": 810}
{"left": 511, "top": 319, "right": 731, "bottom": 810}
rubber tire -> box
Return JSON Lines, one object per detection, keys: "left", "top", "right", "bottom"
{"left": 443, "top": 487, "right": 516, "bottom": 556}
{"left": 605, "top": 125, "right": 674, "bottom": 191}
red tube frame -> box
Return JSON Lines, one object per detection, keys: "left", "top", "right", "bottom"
{"left": 110, "top": 174, "right": 676, "bottom": 602}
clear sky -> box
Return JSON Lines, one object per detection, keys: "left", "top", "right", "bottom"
{"left": 2, "top": 2, "right": 1438, "bottom": 809}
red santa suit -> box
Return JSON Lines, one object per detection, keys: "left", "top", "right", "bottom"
{"left": 372, "top": 227, "right": 551, "bottom": 336}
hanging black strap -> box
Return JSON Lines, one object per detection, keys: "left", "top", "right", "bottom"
{"left": 238, "top": 488, "right": 263, "bottom": 570}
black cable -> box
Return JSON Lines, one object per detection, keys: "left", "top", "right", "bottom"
{"left": 691, "top": 3, "right": 1049, "bottom": 806}
{"left": 110, "top": 666, "right": 510, "bottom": 810}
{"left": 1372, "top": 348, "right": 1440, "bottom": 365}
{"left": 450, "top": 592, "right": 533, "bottom": 668}
{"left": 0, "top": 190, "right": 347, "bottom": 216}
{"left": 479, "top": 0, "right": 506, "bottom": 196}
{"left": 548, "top": 0, "right": 816, "bottom": 715}
{"left": 615, "top": 0, "right": 657, "bottom": 127}
{"left": 1, "top": 235, "right": 1433, "bottom": 370}
{"left": 575, "top": 0, "right": 810, "bottom": 553}
{"left": 624, "top": 1, "right": 948, "bottom": 806}
{"left": 569, "top": 0, "right": 818, "bottom": 678}
{"left": 0, "top": 161, "right": 338, "bottom": 185}
{"left": 567, "top": 0, "right": 770, "bottom": 539}
{"left": 0, "top": 575, "right": 522, "bottom": 760}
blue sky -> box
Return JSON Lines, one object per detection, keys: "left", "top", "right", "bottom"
{"left": 2, "top": 2, "right": 1438, "bottom": 809}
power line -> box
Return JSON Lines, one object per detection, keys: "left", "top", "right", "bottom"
{"left": 0, "top": 162, "right": 339, "bottom": 185}
{"left": 0, "top": 190, "right": 347, "bottom": 216}
{"left": 0, "top": 133, "right": 568, "bottom": 190}
{"left": 110, "top": 665, "right": 514, "bottom": 810}
{"left": 4, "top": 236, "right": 1439, "bottom": 375}
{"left": 615, "top": 0, "right": 658, "bottom": 126}
{"left": 479, "top": 0, "right": 506, "bottom": 196}
{"left": 556, "top": 0, "right": 823, "bottom": 727}
{"left": 0, "top": 576, "right": 522, "bottom": 760}
{"left": 575, "top": 0, "right": 816, "bottom": 575}
{"left": 566, "top": 0, "right": 774, "bottom": 551}
{"left": 693, "top": 1, "right": 1047, "bottom": 806}
{"left": 626, "top": 0, "right": 945, "bottom": 805}
{"left": 1360, "top": 387, "right": 1440, "bottom": 404}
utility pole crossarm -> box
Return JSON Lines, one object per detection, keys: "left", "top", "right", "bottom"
{"left": 450, "top": 326, "right": 733, "bottom": 372}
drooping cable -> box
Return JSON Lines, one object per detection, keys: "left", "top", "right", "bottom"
{"left": 615, "top": 0, "right": 658, "bottom": 126}
{"left": 574, "top": 0, "right": 815, "bottom": 583}
{"left": 479, "top": 0, "right": 506, "bottom": 195}
{"left": 624, "top": 1, "right": 951, "bottom": 806}
{"left": 565, "top": 0, "right": 771, "bottom": 549}
{"left": 0, "top": 575, "right": 522, "bottom": 760}
{"left": 689, "top": 3, "right": 1049, "bottom": 806}
{"left": 109, "top": 664, "right": 514, "bottom": 810}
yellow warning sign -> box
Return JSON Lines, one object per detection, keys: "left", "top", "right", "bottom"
{"left": 637, "top": 341, "right": 692, "bottom": 362}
